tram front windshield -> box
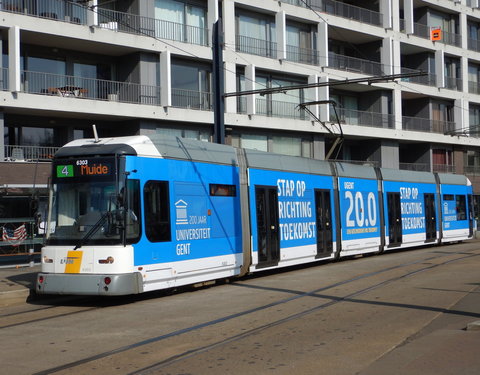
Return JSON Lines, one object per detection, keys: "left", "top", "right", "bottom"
{"left": 46, "top": 157, "right": 140, "bottom": 246}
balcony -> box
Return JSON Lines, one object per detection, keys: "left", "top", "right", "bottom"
{"left": 328, "top": 53, "right": 384, "bottom": 76}
{"left": 468, "top": 38, "right": 480, "bottom": 52}
{"left": 331, "top": 107, "right": 394, "bottom": 129}
{"left": 409, "top": 22, "right": 461, "bottom": 47}
{"left": 1, "top": 67, "right": 8, "bottom": 91}
{"left": 401, "top": 68, "right": 436, "bottom": 87}
{"left": 286, "top": 45, "right": 318, "bottom": 66}
{"left": 256, "top": 98, "right": 307, "bottom": 120}
{"left": 402, "top": 116, "right": 455, "bottom": 134}
{"left": 235, "top": 35, "right": 277, "bottom": 59}
{"left": 469, "top": 81, "right": 480, "bottom": 95}
{"left": 171, "top": 88, "right": 212, "bottom": 111}
{"left": 280, "top": 0, "right": 382, "bottom": 27}
{"left": 0, "top": 0, "right": 209, "bottom": 47}
{"left": 4, "top": 145, "right": 59, "bottom": 162}
{"left": 444, "top": 76, "right": 462, "bottom": 91}
{"left": 399, "top": 163, "right": 431, "bottom": 172}
{"left": 464, "top": 166, "right": 480, "bottom": 175}
{"left": 21, "top": 70, "right": 161, "bottom": 106}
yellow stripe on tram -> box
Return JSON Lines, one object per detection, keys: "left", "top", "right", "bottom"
{"left": 64, "top": 251, "right": 83, "bottom": 274}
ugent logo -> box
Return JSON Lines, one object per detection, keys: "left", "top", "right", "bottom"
{"left": 60, "top": 257, "right": 79, "bottom": 265}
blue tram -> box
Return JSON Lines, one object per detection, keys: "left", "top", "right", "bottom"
{"left": 36, "top": 135, "right": 474, "bottom": 295}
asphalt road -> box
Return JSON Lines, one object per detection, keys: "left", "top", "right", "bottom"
{"left": 1, "top": 241, "right": 480, "bottom": 375}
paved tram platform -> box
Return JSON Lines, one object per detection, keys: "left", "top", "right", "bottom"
{"left": 0, "top": 265, "right": 479, "bottom": 374}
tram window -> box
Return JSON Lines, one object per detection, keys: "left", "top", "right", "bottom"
{"left": 456, "top": 195, "right": 466, "bottom": 221}
{"left": 144, "top": 181, "right": 171, "bottom": 242}
{"left": 443, "top": 194, "right": 454, "bottom": 201}
{"left": 209, "top": 184, "right": 236, "bottom": 197}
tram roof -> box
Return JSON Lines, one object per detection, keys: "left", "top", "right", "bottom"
{"left": 244, "top": 149, "right": 332, "bottom": 175}
{"left": 380, "top": 168, "right": 436, "bottom": 184}
{"left": 436, "top": 173, "right": 471, "bottom": 186}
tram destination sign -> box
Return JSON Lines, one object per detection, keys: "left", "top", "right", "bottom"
{"left": 53, "top": 157, "right": 115, "bottom": 182}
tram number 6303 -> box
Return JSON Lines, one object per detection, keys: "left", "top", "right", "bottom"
{"left": 345, "top": 191, "right": 377, "bottom": 228}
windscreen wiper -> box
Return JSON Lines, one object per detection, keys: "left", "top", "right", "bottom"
{"left": 73, "top": 211, "right": 109, "bottom": 250}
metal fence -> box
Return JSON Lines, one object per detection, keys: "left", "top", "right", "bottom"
{"left": 171, "top": 88, "right": 212, "bottom": 111}
{"left": 236, "top": 35, "right": 277, "bottom": 59}
{"left": 328, "top": 53, "right": 385, "bottom": 76}
{"left": 399, "top": 163, "right": 431, "bottom": 172}
{"left": 445, "top": 76, "right": 462, "bottom": 91}
{"left": 286, "top": 45, "right": 318, "bottom": 65}
{"left": 469, "top": 81, "right": 480, "bottom": 95}
{"left": 96, "top": 8, "right": 209, "bottom": 46}
{"left": 402, "top": 116, "right": 455, "bottom": 134}
{"left": 401, "top": 68, "right": 436, "bottom": 86}
{"left": 331, "top": 107, "right": 394, "bottom": 129}
{"left": 256, "top": 98, "right": 307, "bottom": 120}
{"left": 1, "top": 67, "right": 8, "bottom": 91}
{"left": 4, "top": 145, "right": 59, "bottom": 162}
{"left": 22, "top": 70, "right": 161, "bottom": 106}
{"left": 1, "top": 0, "right": 87, "bottom": 24}
{"left": 282, "top": 0, "right": 382, "bottom": 26}
{"left": 468, "top": 38, "right": 480, "bottom": 52}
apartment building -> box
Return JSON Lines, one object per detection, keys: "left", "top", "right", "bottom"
{"left": 1, "top": 0, "right": 480, "bottom": 209}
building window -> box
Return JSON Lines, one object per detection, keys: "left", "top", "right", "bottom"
{"left": 236, "top": 12, "right": 276, "bottom": 58}
{"left": 171, "top": 60, "right": 211, "bottom": 110}
{"left": 238, "top": 133, "right": 311, "bottom": 158}
{"left": 156, "top": 128, "right": 210, "bottom": 141}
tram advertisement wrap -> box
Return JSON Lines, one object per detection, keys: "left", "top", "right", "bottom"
{"left": 339, "top": 178, "right": 380, "bottom": 240}
{"left": 383, "top": 181, "right": 436, "bottom": 234}
{"left": 248, "top": 169, "right": 335, "bottom": 250}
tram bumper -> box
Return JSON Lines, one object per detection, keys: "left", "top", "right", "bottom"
{"left": 36, "top": 272, "right": 144, "bottom": 296}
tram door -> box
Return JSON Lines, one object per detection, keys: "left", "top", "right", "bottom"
{"left": 424, "top": 193, "right": 437, "bottom": 242}
{"left": 255, "top": 186, "right": 280, "bottom": 267}
{"left": 468, "top": 194, "right": 473, "bottom": 237}
{"left": 315, "top": 189, "right": 333, "bottom": 257}
{"left": 387, "top": 192, "right": 402, "bottom": 245}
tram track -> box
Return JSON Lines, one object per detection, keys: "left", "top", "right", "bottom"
{"left": 30, "top": 244, "right": 480, "bottom": 375}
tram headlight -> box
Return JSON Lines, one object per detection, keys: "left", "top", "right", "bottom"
{"left": 98, "top": 256, "right": 114, "bottom": 264}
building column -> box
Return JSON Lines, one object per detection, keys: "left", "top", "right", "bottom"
{"left": 382, "top": 37, "right": 394, "bottom": 75}
{"left": 8, "top": 26, "right": 20, "bottom": 93}
{"left": 317, "top": 21, "right": 328, "bottom": 68}
{"left": 223, "top": 0, "right": 236, "bottom": 53}
{"left": 380, "top": 0, "right": 392, "bottom": 30}
{"left": 461, "top": 56, "right": 469, "bottom": 94}
{"left": 224, "top": 62, "right": 237, "bottom": 113}
{"left": 435, "top": 49, "right": 445, "bottom": 88}
{"left": 0, "top": 112, "right": 4, "bottom": 161}
{"left": 160, "top": 50, "right": 171, "bottom": 107}
{"left": 307, "top": 74, "right": 319, "bottom": 120}
{"left": 276, "top": 11, "right": 286, "bottom": 61}
{"left": 380, "top": 140, "right": 399, "bottom": 169}
{"left": 87, "top": 0, "right": 98, "bottom": 27}
{"left": 208, "top": 0, "right": 219, "bottom": 44}
{"left": 318, "top": 75, "right": 329, "bottom": 123}
{"left": 454, "top": 98, "right": 467, "bottom": 132}
{"left": 391, "top": 0, "right": 400, "bottom": 32}
{"left": 245, "top": 64, "right": 255, "bottom": 115}
{"left": 403, "top": 0, "right": 414, "bottom": 35}
{"left": 393, "top": 88, "right": 402, "bottom": 130}
{"left": 459, "top": 12, "right": 468, "bottom": 50}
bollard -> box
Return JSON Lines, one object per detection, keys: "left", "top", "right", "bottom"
{"left": 29, "top": 248, "right": 34, "bottom": 267}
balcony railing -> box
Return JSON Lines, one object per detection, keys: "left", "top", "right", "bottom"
{"left": 21, "top": 70, "right": 161, "bottom": 106}
{"left": 1, "top": 0, "right": 87, "bottom": 24}
{"left": 468, "top": 38, "right": 480, "bottom": 52}
{"left": 469, "top": 81, "right": 480, "bottom": 95}
{"left": 328, "top": 53, "right": 385, "bottom": 76}
{"left": 1, "top": 67, "right": 8, "bottom": 91}
{"left": 236, "top": 35, "right": 277, "bottom": 59}
{"left": 4, "top": 145, "right": 59, "bottom": 162}
{"left": 411, "top": 22, "right": 461, "bottom": 47}
{"left": 401, "top": 68, "right": 436, "bottom": 86}
{"left": 256, "top": 98, "right": 307, "bottom": 120}
{"left": 402, "top": 116, "right": 455, "bottom": 134}
{"left": 286, "top": 44, "right": 318, "bottom": 65}
{"left": 330, "top": 107, "right": 394, "bottom": 128}
{"left": 0, "top": 1, "right": 209, "bottom": 47}
{"left": 445, "top": 76, "right": 462, "bottom": 91}
{"left": 433, "top": 164, "right": 455, "bottom": 173}
{"left": 464, "top": 166, "right": 480, "bottom": 175}
{"left": 171, "top": 88, "right": 212, "bottom": 111}
{"left": 281, "top": 0, "right": 382, "bottom": 26}
{"left": 96, "top": 8, "right": 209, "bottom": 46}
{"left": 399, "top": 163, "right": 431, "bottom": 172}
